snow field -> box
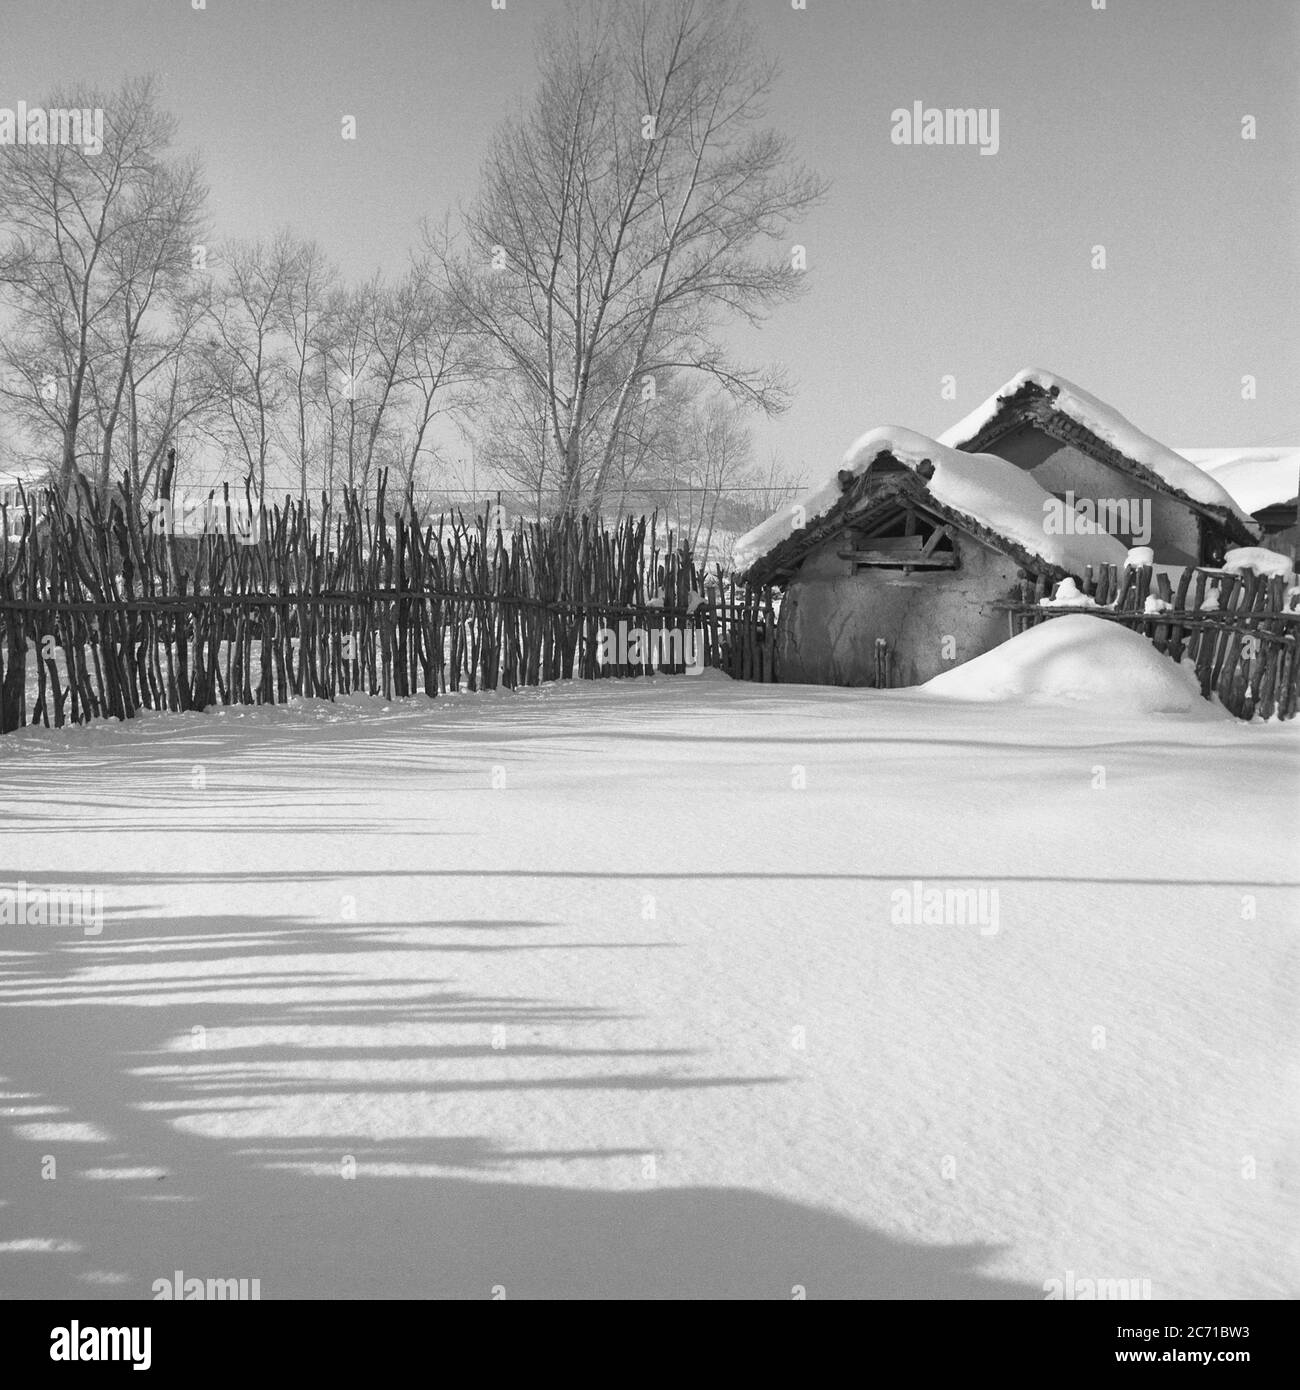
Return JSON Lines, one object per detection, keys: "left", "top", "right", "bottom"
{"left": 1, "top": 673, "right": 1296, "bottom": 1298}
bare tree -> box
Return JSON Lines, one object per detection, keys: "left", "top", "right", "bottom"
{"left": 355, "top": 270, "right": 431, "bottom": 503}
{"left": 599, "top": 382, "right": 759, "bottom": 563}
{"left": 388, "top": 265, "right": 482, "bottom": 511}
{"left": 318, "top": 276, "right": 381, "bottom": 501}
{"left": 434, "top": 0, "right": 824, "bottom": 513}
{"left": 206, "top": 232, "right": 295, "bottom": 496}
{"left": 119, "top": 277, "right": 219, "bottom": 500}
{"left": 712, "top": 446, "right": 802, "bottom": 571}
{"left": 678, "top": 393, "right": 754, "bottom": 565}
{"left": 0, "top": 76, "right": 207, "bottom": 499}
{"left": 274, "top": 236, "right": 338, "bottom": 504}
{"left": 470, "top": 373, "right": 561, "bottom": 518}
{"left": 88, "top": 160, "right": 206, "bottom": 496}
{"left": 308, "top": 267, "right": 479, "bottom": 511}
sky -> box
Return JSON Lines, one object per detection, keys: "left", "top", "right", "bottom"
{"left": 1, "top": 0, "right": 1297, "bottom": 490}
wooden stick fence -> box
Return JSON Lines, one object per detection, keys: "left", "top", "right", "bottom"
{"left": 998, "top": 561, "right": 1300, "bottom": 721}
{"left": 7, "top": 478, "right": 1287, "bottom": 726}
{"left": 0, "top": 472, "right": 778, "bottom": 735}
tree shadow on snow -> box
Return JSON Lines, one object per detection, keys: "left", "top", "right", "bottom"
{"left": 0, "top": 908, "right": 1038, "bottom": 1301}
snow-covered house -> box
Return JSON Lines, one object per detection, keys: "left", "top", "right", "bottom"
{"left": 735, "top": 428, "right": 1127, "bottom": 687}
{"left": 939, "top": 370, "right": 1256, "bottom": 566}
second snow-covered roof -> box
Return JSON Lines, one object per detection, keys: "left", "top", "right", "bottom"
{"left": 1173, "top": 447, "right": 1300, "bottom": 515}
{"left": 939, "top": 368, "right": 1256, "bottom": 530}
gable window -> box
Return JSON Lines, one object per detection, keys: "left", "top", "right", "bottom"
{"left": 838, "top": 510, "right": 957, "bottom": 572}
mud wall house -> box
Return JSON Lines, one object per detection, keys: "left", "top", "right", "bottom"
{"left": 735, "top": 428, "right": 1128, "bottom": 688}
{"left": 937, "top": 370, "right": 1257, "bottom": 566}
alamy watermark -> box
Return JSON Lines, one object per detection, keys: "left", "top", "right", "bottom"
{"left": 0, "top": 102, "right": 104, "bottom": 156}
{"left": 890, "top": 879, "right": 1000, "bottom": 935}
{"left": 0, "top": 882, "right": 103, "bottom": 936}
{"left": 596, "top": 621, "right": 704, "bottom": 674}
{"left": 49, "top": 1324, "right": 150, "bottom": 1370}
{"left": 890, "top": 102, "right": 999, "bottom": 156}
{"left": 1043, "top": 491, "right": 1152, "bottom": 546}
{"left": 152, "top": 1270, "right": 262, "bottom": 1300}
{"left": 151, "top": 494, "right": 262, "bottom": 544}
{"left": 1043, "top": 1270, "right": 1153, "bottom": 1300}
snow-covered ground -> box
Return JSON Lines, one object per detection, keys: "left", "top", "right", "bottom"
{"left": 1, "top": 671, "right": 1296, "bottom": 1299}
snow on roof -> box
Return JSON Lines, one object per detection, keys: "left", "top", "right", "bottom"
{"left": 734, "top": 425, "right": 1127, "bottom": 577}
{"left": 938, "top": 369, "right": 1255, "bottom": 527}
{"left": 1173, "top": 448, "right": 1300, "bottom": 515}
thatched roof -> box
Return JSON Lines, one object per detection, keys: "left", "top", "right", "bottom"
{"left": 737, "top": 425, "right": 1131, "bottom": 585}
{"left": 738, "top": 430, "right": 1128, "bottom": 587}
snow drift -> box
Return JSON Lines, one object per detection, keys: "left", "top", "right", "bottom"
{"left": 919, "top": 615, "right": 1220, "bottom": 715}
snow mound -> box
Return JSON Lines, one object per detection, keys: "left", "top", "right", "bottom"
{"left": 919, "top": 615, "right": 1219, "bottom": 715}
{"left": 1221, "top": 546, "right": 1294, "bottom": 579}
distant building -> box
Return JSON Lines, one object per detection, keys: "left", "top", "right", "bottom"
{"left": 0, "top": 461, "right": 54, "bottom": 522}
